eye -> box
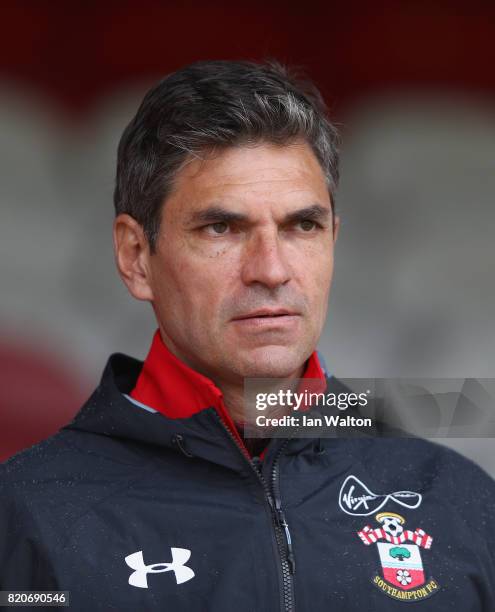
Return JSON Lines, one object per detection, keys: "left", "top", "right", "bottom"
{"left": 299, "top": 219, "right": 317, "bottom": 231}
{"left": 205, "top": 222, "right": 229, "bottom": 235}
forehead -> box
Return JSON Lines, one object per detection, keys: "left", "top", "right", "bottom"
{"left": 166, "top": 140, "right": 330, "bottom": 214}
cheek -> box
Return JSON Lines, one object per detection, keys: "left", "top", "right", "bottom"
{"left": 182, "top": 235, "right": 242, "bottom": 284}
{"left": 153, "top": 245, "right": 239, "bottom": 314}
{"left": 302, "top": 253, "right": 334, "bottom": 333}
{"left": 294, "top": 242, "right": 334, "bottom": 294}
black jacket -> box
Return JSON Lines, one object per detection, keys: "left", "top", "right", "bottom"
{"left": 1, "top": 353, "right": 494, "bottom": 611}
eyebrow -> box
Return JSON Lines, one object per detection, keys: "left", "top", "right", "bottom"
{"left": 187, "top": 204, "right": 331, "bottom": 226}
{"left": 283, "top": 204, "right": 331, "bottom": 225}
{"left": 187, "top": 206, "right": 247, "bottom": 225}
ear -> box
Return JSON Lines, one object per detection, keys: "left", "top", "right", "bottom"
{"left": 333, "top": 215, "right": 340, "bottom": 243}
{"left": 113, "top": 214, "right": 154, "bottom": 301}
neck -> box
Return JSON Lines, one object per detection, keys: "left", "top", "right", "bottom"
{"left": 131, "top": 329, "right": 325, "bottom": 459}
{"left": 220, "top": 383, "right": 249, "bottom": 426}
{"left": 218, "top": 364, "right": 305, "bottom": 427}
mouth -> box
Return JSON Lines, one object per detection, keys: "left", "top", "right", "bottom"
{"left": 232, "top": 308, "right": 298, "bottom": 321}
{"left": 230, "top": 309, "right": 301, "bottom": 332}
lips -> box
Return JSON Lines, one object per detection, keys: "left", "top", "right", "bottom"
{"left": 230, "top": 309, "right": 301, "bottom": 332}
{"left": 232, "top": 309, "right": 297, "bottom": 320}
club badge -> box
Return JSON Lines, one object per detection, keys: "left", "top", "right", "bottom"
{"left": 358, "top": 512, "right": 440, "bottom": 601}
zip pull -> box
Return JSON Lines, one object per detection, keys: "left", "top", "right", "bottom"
{"left": 252, "top": 456, "right": 262, "bottom": 473}
{"left": 277, "top": 508, "right": 296, "bottom": 575}
{"left": 252, "top": 457, "right": 276, "bottom": 509}
{"left": 171, "top": 433, "right": 194, "bottom": 458}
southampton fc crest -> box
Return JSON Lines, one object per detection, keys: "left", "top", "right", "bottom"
{"left": 358, "top": 512, "right": 440, "bottom": 601}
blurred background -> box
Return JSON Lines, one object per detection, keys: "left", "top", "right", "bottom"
{"left": 1, "top": 1, "right": 494, "bottom": 471}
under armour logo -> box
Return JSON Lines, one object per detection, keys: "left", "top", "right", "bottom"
{"left": 125, "top": 548, "right": 195, "bottom": 588}
{"left": 338, "top": 475, "right": 422, "bottom": 516}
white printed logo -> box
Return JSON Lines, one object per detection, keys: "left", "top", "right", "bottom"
{"left": 125, "top": 548, "right": 195, "bottom": 588}
{"left": 339, "top": 475, "right": 422, "bottom": 516}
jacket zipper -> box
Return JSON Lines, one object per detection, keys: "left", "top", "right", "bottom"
{"left": 213, "top": 413, "right": 295, "bottom": 612}
{"left": 268, "top": 439, "right": 296, "bottom": 612}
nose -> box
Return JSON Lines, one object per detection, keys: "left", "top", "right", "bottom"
{"left": 240, "top": 228, "right": 292, "bottom": 289}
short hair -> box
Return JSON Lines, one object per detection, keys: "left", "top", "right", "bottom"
{"left": 114, "top": 60, "right": 340, "bottom": 251}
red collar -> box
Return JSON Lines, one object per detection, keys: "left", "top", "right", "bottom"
{"left": 131, "top": 330, "right": 326, "bottom": 456}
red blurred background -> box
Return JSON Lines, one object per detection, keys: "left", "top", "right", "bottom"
{"left": 3, "top": 0, "right": 495, "bottom": 116}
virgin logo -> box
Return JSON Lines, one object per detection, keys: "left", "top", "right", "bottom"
{"left": 339, "top": 475, "right": 422, "bottom": 516}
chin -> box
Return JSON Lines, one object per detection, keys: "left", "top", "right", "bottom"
{"left": 236, "top": 345, "right": 309, "bottom": 379}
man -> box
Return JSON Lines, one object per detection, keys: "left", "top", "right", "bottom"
{"left": 1, "top": 61, "right": 494, "bottom": 611}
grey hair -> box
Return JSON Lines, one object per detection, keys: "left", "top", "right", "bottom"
{"left": 114, "top": 60, "right": 340, "bottom": 251}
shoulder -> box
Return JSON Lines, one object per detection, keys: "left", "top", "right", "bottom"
{"left": 326, "top": 375, "right": 495, "bottom": 496}
{"left": 0, "top": 425, "right": 152, "bottom": 539}
{"left": 350, "top": 434, "right": 494, "bottom": 488}
{"left": 347, "top": 436, "right": 495, "bottom": 537}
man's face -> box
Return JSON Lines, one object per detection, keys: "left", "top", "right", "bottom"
{"left": 146, "top": 141, "right": 337, "bottom": 385}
